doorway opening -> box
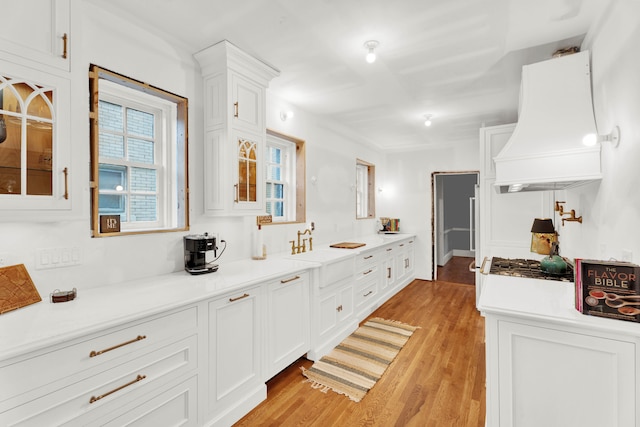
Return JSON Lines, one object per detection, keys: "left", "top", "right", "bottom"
{"left": 431, "top": 171, "right": 479, "bottom": 285}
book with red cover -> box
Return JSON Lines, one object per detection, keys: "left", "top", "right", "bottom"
{"left": 575, "top": 258, "right": 640, "bottom": 323}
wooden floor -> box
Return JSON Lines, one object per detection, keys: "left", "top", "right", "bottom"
{"left": 437, "top": 256, "right": 476, "bottom": 285}
{"left": 235, "top": 278, "right": 486, "bottom": 427}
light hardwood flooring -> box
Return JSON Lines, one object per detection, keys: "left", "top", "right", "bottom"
{"left": 234, "top": 277, "right": 486, "bottom": 427}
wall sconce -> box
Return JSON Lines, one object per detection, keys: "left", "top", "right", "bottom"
{"left": 530, "top": 218, "right": 558, "bottom": 255}
{"left": 364, "top": 40, "right": 379, "bottom": 64}
{"left": 582, "top": 125, "right": 620, "bottom": 148}
{"left": 280, "top": 110, "right": 294, "bottom": 121}
{"left": 555, "top": 201, "right": 583, "bottom": 226}
{"left": 424, "top": 114, "right": 433, "bottom": 127}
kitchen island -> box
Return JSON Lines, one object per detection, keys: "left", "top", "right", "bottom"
{"left": 479, "top": 275, "right": 639, "bottom": 427}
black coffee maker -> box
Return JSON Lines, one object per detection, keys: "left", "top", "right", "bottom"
{"left": 184, "top": 233, "right": 219, "bottom": 274}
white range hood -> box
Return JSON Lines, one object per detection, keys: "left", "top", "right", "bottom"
{"left": 494, "top": 50, "right": 602, "bottom": 193}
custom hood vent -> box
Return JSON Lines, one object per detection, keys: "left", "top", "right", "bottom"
{"left": 494, "top": 50, "right": 601, "bottom": 193}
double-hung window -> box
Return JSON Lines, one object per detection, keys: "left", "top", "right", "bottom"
{"left": 264, "top": 129, "right": 305, "bottom": 224}
{"left": 89, "top": 65, "right": 188, "bottom": 236}
{"left": 265, "top": 135, "right": 295, "bottom": 221}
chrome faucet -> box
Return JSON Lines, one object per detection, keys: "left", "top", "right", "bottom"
{"left": 289, "top": 228, "right": 313, "bottom": 254}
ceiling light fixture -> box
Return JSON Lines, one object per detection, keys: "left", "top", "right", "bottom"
{"left": 280, "top": 110, "right": 294, "bottom": 121}
{"left": 582, "top": 125, "right": 620, "bottom": 148}
{"left": 424, "top": 114, "right": 433, "bottom": 127}
{"left": 364, "top": 40, "right": 379, "bottom": 64}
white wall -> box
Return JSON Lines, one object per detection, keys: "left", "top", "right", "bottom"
{"left": 380, "top": 142, "right": 481, "bottom": 280}
{"left": 558, "top": 0, "right": 640, "bottom": 263}
{"left": 0, "top": 1, "right": 386, "bottom": 295}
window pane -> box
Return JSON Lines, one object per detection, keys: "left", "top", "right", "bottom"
{"left": 266, "top": 201, "right": 272, "bottom": 215}
{"left": 99, "top": 194, "right": 126, "bottom": 219}
{"left": 126, "top": 108, "right": 154, "bottom": 138}
{"left": 130, "top": 195, "right": 157, "bottom": 221}
{"left": 130, "top": 167, "right": 156, "bottom": 192}
{"left": 274, "top": 183, "right": 283, "bottom": 198}
{"left": 269, "top": 146, "right": 281, "bottom": 163}
{"left": 98, "top": 164, "right": 126, "bottom": 191}
{"left": 265, "top": 182, "right": 272, "bottom": 198}
{"left": 128, "top": 137, "right": 154, "bottom": 164}
{"left": 98, "top": 100, "right": 123, "bottom": 131}
{"left": 274, "top": 201, "right": 283, "bottom": 217}
{"left": 267, "top": 165, "right": 281, "bottom": 181}
{"left": 99, "top": 132, "right": 124, "bottom": 159}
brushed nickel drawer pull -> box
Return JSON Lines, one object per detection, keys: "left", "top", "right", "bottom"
{"left": 229, "top": 293, "right": 250, "bottom": 302}
{"left": 363, "top": 269, "right": 373, "bottom": 275}
{"left": 280, "top": 275, "right": 300, "bottom": 284}
{"left": 364, "top": 291, "right": 373, "bottom": 297}
{"left": 364, "top": 255, "right": 373, "bottom": 260}
{"left": 90, "top": 335, "right": 146, "bottom": 358}
{"left": 89, "top": 374, "right": 146, "bottom": 404}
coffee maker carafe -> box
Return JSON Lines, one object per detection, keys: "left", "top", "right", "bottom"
{"left": 184, "top": 233, "right": 219, "bottom": 274}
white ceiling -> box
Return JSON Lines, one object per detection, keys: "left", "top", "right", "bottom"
{"left": 88, "top": 0, "right": 610, "bottom": 151}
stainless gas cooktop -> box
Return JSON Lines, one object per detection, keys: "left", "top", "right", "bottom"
{"left": 490, "top": 257, "right": 574, "bottom": 282}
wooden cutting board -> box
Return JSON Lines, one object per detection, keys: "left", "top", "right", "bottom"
{"left": 0, "top": 264, "right": 42, "bottom": 315}
{"left": 330, "top": 242, "right": 366, "bottom": 249}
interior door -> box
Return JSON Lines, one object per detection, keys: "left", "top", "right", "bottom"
{"left": 474, "top": 184, "right": 482, "bottom": 305}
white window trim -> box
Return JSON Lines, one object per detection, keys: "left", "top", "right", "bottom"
{"left": 99, "top": 80, "right": 178, "bottom": 232}
{"left": 266, "top": 134, "right": 296, "bottom": 222}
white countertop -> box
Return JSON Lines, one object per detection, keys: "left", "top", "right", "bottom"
{"left": 0, "top": 234, "right": 416, "bottom": 362}
{"left": 478, "top": 274, "right": 640, "bottom": 337}
{"left": 0, "top": 257, "right": 313, "bottom": 361}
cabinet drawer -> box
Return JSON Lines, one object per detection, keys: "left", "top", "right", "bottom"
{"left": 2, "top": 335, "right": 198, "bottom": 427}
{"left": 355, "top": 264, "right": 378, "bottom": 282}
{"left": 355, "top": 250, "right": 380, "bottom": 269}
{"left": 0, "top": 306, "right": 197, "bottom": 405}
{"left": 355, "top": 277, "right": 378, "bottom": 308}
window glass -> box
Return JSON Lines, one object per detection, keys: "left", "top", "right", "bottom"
{"left": 89, "top": 65, "right": 188, "bottom": 236}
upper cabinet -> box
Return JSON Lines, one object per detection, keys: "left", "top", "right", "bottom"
{"left": 0, "top": 61, "right": 71, "bottom": 215}
{"left": 0, "top": 0, "right": 70, "bottom": 73}
{"left": 195, "top": 40, "right": 279, "bottom": 216}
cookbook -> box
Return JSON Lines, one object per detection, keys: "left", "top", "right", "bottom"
{"left": 575, "top": 258, "right": 640, "bottom": 323}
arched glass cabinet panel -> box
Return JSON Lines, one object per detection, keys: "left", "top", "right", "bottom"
{"left": 0, "top": 76, "right": 55, "bottom": 196}
{"left": 236, "top": 137, "right": 258, "bottom": 203}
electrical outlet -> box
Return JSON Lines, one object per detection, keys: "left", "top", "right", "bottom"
{"left": 36, "top": 247, "right": 81, "bottom": 270}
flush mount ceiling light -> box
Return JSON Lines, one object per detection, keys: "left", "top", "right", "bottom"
{"left": 364, "top": 40, "right": 379, "bottom": 64}
{"left": 280, "top": 110, "right": 294, "bottom": 121}
{"left": 582, "top": 125, "right": 620, "bottom": 148}
{"left": 424, "top": 114, "right": 433, "bottom": 127}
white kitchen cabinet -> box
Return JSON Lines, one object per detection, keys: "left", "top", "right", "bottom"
{"left": 0, "top": 0, "right": 70, "bottom": 73}
{"left": 195, "top": 40, "right": 279, "bottom": 216}
{"left": 477, "top": 124, "right": 554, "bottom": 304}
{"left": 393, "top": 238, "right": 415, "bottom": 292}
{"left": 265, "top": 272, "right": 310, "bottom": 380}
{"left": 0, "top": 59, "right": 73, "bottom": 217}
{"left": 0, "top": 306, "right": 199, "bottom": 426}
{"left": 480, "top": 275, "right": 640, "bottom": 427}
{"left": 489, "top": 320, "right": 636, "bottom": 427}
{"left": 354, "top": 248, "right": 381, "bottom": 321}
{"left": 206, "top": 285, "right": 265, "bottom": 427}
{"left": 312, "top": 277, "right": 355, "bottom": 361}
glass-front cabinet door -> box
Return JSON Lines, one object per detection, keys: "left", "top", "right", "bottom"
{"left": 233, "top": 131, "right": 263, "bottom": 212}
{"left": 0, "top": 66, "right": 71, "bottom": 213}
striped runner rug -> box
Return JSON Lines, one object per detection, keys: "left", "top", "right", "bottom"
{"left": 301, "top": 317, "right": 418, "bottom": 402}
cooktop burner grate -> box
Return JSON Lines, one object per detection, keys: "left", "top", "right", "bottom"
{"left": 489, "top": 257, "right": 574, "bottom": 282}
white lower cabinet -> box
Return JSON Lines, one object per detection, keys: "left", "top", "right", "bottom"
{"left": 206, "top": 285, "right": 265, "bottom": 427}
{"left": 486, "top": 317, "right": 637, "bottom": 427}
{"left": 265, "top": 272, "right": 310, "bottom": 380}
{"left": 0, "top": 307, "right": 199, "bottom": 427}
